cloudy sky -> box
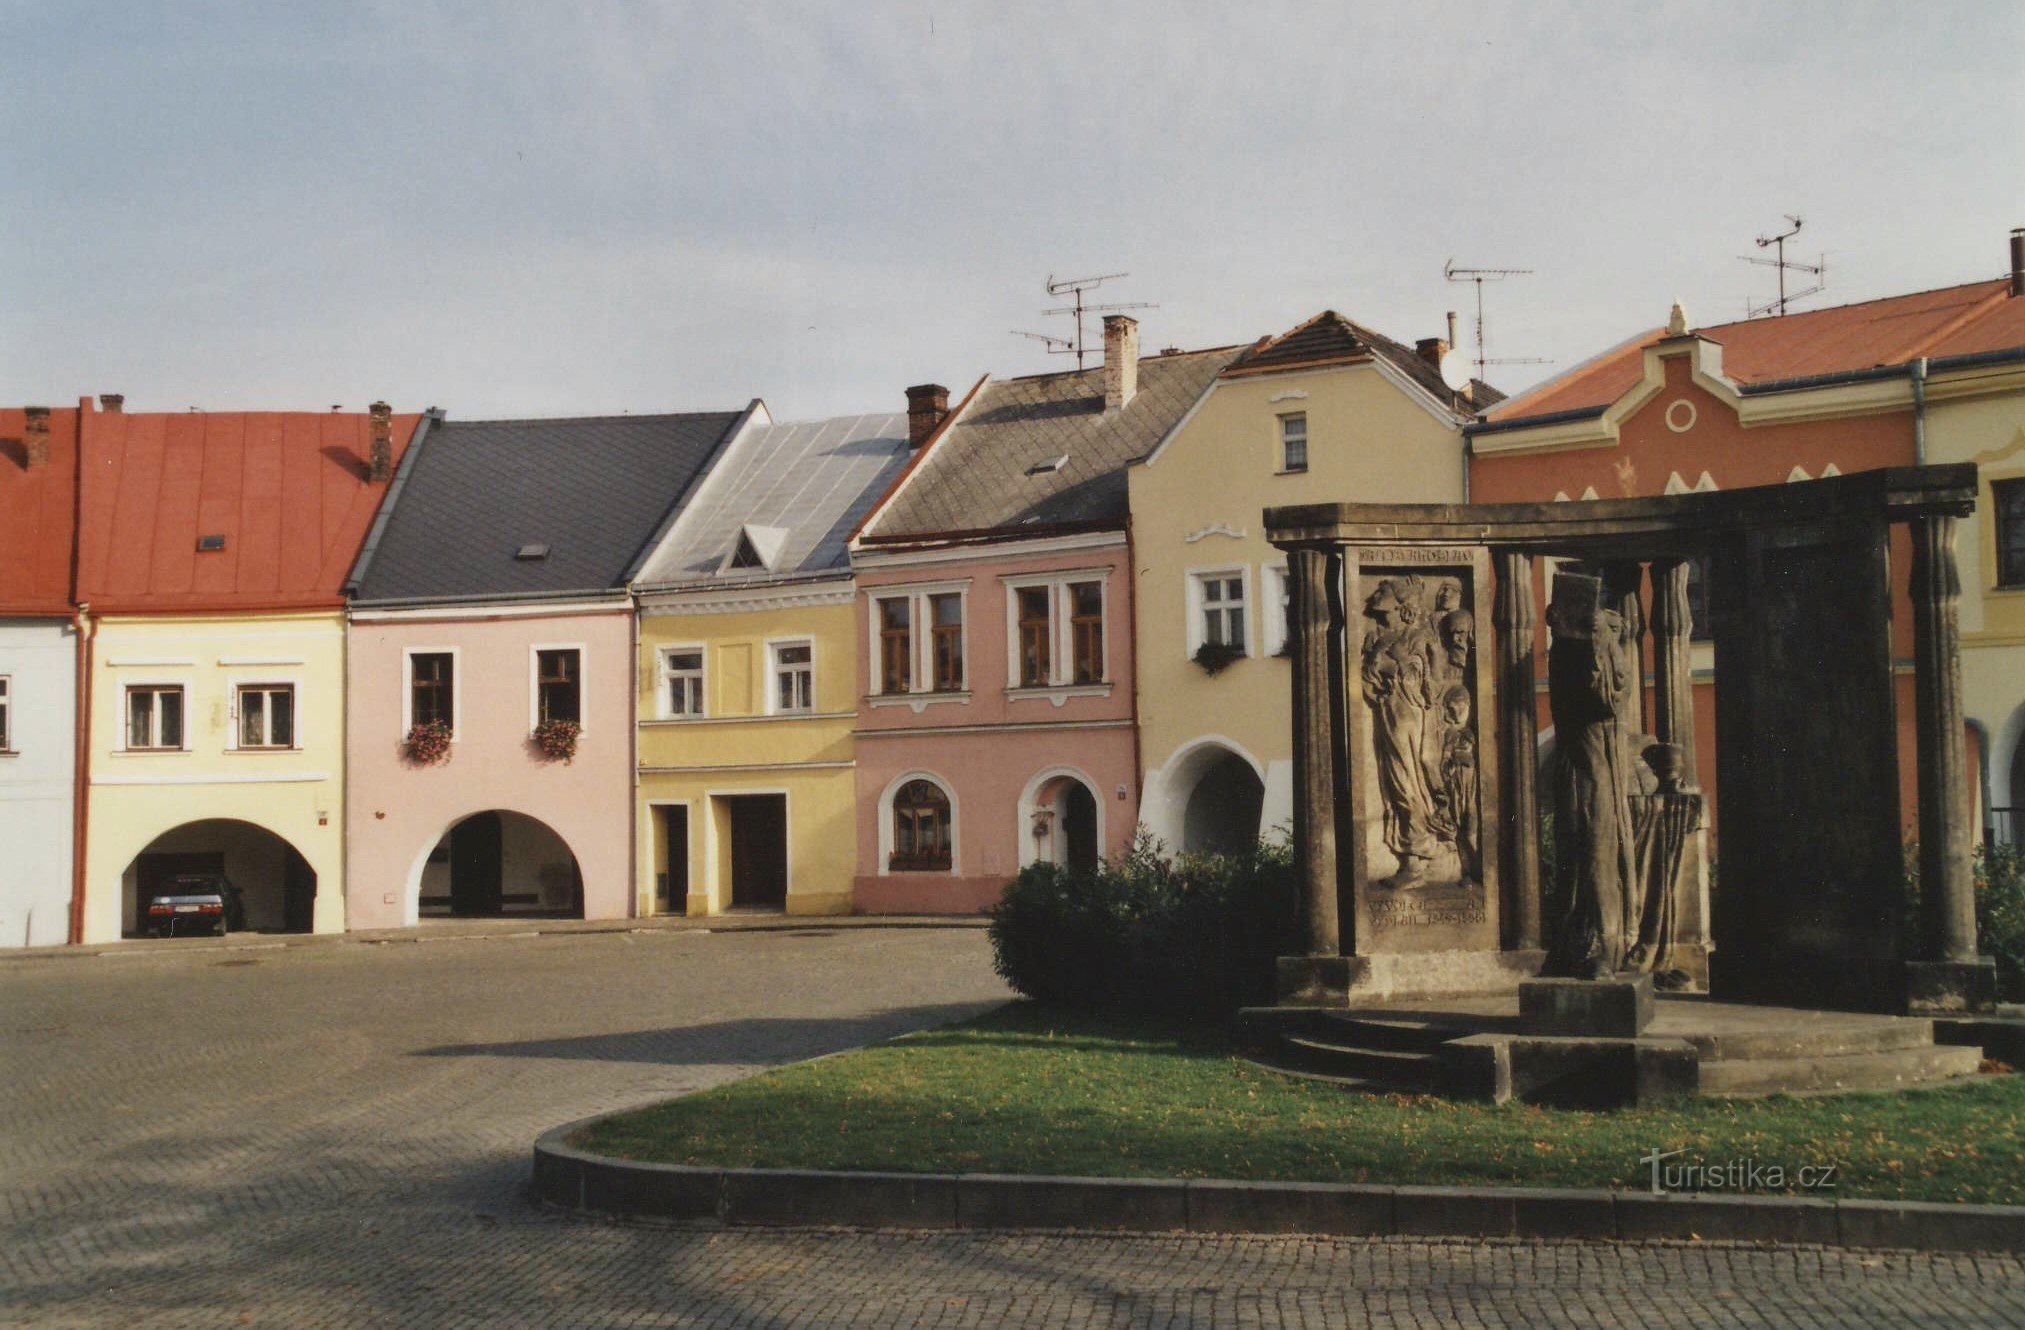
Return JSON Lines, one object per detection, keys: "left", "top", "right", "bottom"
{"left": 5, "top": 2, "right": 2020, "bottom": 419}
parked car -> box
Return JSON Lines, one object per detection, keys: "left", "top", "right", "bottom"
{"left": 142, "top": 874, "right": 247, "bottom": 938}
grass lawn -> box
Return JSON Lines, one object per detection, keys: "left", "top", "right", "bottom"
{"left": 576, "top": 1003, "right": 2025, "bottom": 1205}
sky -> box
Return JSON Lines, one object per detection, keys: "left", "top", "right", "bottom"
{"left": 4, "top": 2, "right": 2021, "bottom": 420}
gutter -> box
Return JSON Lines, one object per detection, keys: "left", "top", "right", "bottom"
{"left": 345, "top": 408, "right": 438, "bottom": 596}
{"left": 1911, "top": 357, "right": 1929, "bottom": 466}
{"left": 348, "top": 587, "right": 632, "bottom": 612}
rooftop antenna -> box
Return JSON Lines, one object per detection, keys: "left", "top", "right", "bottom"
{"left": 1741, "top": 215, "right": 1826, "bottom": 317}
{"left": 1443, "top": 260, "right": 1550, "bottom": 379}
{"left": 1012, "top": 272, "right": 1157, "bottom": 370}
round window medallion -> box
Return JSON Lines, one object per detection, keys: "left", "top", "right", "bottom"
{"left": 1665, "top": 399, "right": 1697, "bottom": 433}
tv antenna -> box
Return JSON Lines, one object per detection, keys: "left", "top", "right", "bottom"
{"left": 1444, "top": 260, "right": 1550, "bottom": 379}
{"left": 1012, "top": 272, "right": 1156, "bottom": 370}
{"left": 1740, "top": 215, "right": 1825, "bottom": 318}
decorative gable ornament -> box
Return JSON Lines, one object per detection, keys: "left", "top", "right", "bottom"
{"left": 1184, "top": 522, "right": 1246, "bottom": 544}
{"left": 1667, "top": 299, "right": 1690, "bottom": 337}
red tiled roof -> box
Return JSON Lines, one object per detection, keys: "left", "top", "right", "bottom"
{"left": 1487, "top": 279, "right": 2022, "bottom": 424}
{"left": 0, "top": 404, "right": 82, "bottom": 615}
{"left": 76, "top": 409, "right": 420, "bottom": 614}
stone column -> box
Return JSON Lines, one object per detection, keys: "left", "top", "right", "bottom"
{"left": 1907, "top": 514, "right": 1995, "bottom": 1012}
{"left": 1648, "top": 559, "right": 1698, "bottom": 783}
{"left": 1493, "top": 549, "right": 1542, "bottom": 952}
{"left": 1288, "top": 545, "right": 1340, "bottom": 957}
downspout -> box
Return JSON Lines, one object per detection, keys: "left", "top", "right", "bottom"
{"left": 69, "top": 604, "right": 94, "bottom": 945}
{"left": 629, "top": 590, "right": 641, "bottom": 918}
{"left": 1910, "top": 356, "right": 1929, "bottom": 466}
{"left": 1124, "top": 516, "right": 1145, "bottom": 836}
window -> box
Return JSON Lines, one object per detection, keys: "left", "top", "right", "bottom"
{"left": 930, "top": 593, "right": 964, "bottom": 691}
{"left": 1016, "top": 586, "right": 1053, "bottom": 686}
{"left": 1198, "top": 572, "right": 1247, "bottom": 651}
{"left": 536, "top": 648, "right": 581, "bottom": 725}
{"left": 1280, "top": 412, "right": 1309, "bottom": 473}
{"left": 664, "top": 649, "right": 705, "bottom": 717}
{"left": 890, "top": 779, "right": 952, "bottom": 871}
{"left": 1069, "top": 581, "right": 1104, "bottom": 684}
{"left": 410, "top": 652, "right": 454, "bottom": 730}
{"left": 126, "top": 685, "right": 184, "bottom": 750}
{"left": 236, "top": 684, "right": 295, "bottom": 749}
{"left": 1998, "top": 478, "right": 2025, "bottom": 589}
{"left": 877, "top": 597, "right": 913, "bottom": 694}
{"left": 0, "top": 676, "right": 10, "bottom": 751}
{"left": 772, "top": 641, "right": 813, "bottom": 713}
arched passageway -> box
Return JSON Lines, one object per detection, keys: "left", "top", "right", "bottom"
{"left": 418, "top": 811, "right": 583, "bottom": 919}
{"left": 1181, "top": 750, "right": 1266, "bottom": 856}
{"left": 122, "top": 819, "right": 315, "bottom": 937}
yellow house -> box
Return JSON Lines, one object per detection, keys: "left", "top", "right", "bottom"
{"left": 1127, "top": 312, "right": 1492, "bottom": 852}
{"left": 630, "top": 410, "right": 913, "bottom": 915}
{"left": 73, "top": 405, "right": 416, "bottom": 942}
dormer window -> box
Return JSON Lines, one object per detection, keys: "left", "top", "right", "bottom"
{"left": 197, "top": 534, "right": 227, "bottom": 552}
{"left": 515, "top": 544, "right": 550, "bottom": 561}
{"left": 1025, "top": 455, "right": 1068, "bottom": 477}
{"left": 729, "top": 536, "right": 764, "bottom": 569}
{"left": 721, "top": 523, "right": 788, "bottom": 574}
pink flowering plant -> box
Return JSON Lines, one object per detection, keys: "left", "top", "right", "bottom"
{"left": 402, "top": 719, "right": 453, "bottom": 765}
{"left": 532, "top": 717, "right": 581, "bottom": 764}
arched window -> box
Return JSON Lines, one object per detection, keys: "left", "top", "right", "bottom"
{"left": 891, "top": 779, "right": 953, "bottom": 871}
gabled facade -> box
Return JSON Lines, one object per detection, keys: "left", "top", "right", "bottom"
{"left": 344, "top": 406, "right": 750, "bottom": 930}
{"left": 74, "top": 402, "right": 420, "bottom": 943}
{"left": 850, "top": 320, "right": 1243, "bottom": 911}
{"left": 1470, "top": 240, "right": 2025, "bottom": 840}
{"left": 1129, "top": 312, "right": 1493, "bottom": 855}
{"left": 630, "top": 407, "right": 913, "bottom": 916}
{"left": 0, "top": 403, "right": 84, "bottom": 946}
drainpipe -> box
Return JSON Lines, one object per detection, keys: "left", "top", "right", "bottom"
{"left": 1910, "top": 356, "right": 1929, "bottom": 466}
{"left": 629, "top": 596, "right": 641, "bottom": 919}
{"left": 69, "top": 604, "right": 95, "bottom": 945}
{"left": 1461, "top": 431, "right": 1473, "bottom": 504}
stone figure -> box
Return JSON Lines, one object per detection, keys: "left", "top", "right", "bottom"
{"left": 1362, "top": 577, "right": 1441, "bottom": 886}
{"left": 1438, "top": 685, "right": 1480, "bottom": 881}
{"left": 1625, "top": 742, "right": 1700, "bottom": 991}
{"left": 1545, "top": 572, "right": 1640, "bottom": 978}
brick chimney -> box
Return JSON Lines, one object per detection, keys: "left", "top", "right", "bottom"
{"left": 368, "top": 401, "right": 393, "bottom": 482}
{"left": 905, "top": 383, "right": 949, "bottom": 450}
{"left": 98, "top": 393, "right": 124, "bottom": 413}
{"left": 1103, "top": 315, "right": 1138, "bottom": 411}
{"left": 2011, "top": 227, "right": 2023, "bottom": 298}
{"left": 1415, "top": 337, "right": 1449, "bottom": 368}
{"left": 22, "top": 406, "right": 50, "bottom": 469}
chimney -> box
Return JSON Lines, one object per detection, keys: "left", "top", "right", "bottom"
{"left": 98, "top": 393, "right": 124, "bottom": 413}
{"left": 1103, "top": 315, "right": 1139, "bottom": 411}
{"left": 22, "top": 406, "right": 50, "bottom": 469}
{"left": 905, "top": 383, "right": 949, "bottom": 450}
{"left": 2011, "top": 227, "right": 2023, "bottom": 298}
{"left": 1447, "top": 310, "right": 1459, "bottom": 350}
{"left": 368, "top": 400, "right": 393, "bottom": 482}
{"left": 1415, "top": 337, "right": 1449, "bottom": 368}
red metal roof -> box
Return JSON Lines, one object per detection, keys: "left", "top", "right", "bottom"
{"left": 0, "top": 404, "right": 82, "bottom": 615}
{"left": 1487, "top": 279, "right": 2022, "bottom": 424}
{"left": 76, "top": 409, "right": 420, "bottom": 614}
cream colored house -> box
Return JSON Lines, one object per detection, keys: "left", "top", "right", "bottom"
{"left": 1128, "top": 312, "right": 1493, "bottom": 853}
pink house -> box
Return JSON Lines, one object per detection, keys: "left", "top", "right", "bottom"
{"left": 343, "top": 407, "right": 751, "bottom": 929}
{"left": 849, "top": 320, "right": 1245, "bottom": 912}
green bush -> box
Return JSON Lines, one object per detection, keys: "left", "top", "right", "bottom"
{"left": 1903, "top": 843, "right": 2025, "bottom": 1002}
{"left": 987, "top": 833, "right": 1300, "bottom": 1019}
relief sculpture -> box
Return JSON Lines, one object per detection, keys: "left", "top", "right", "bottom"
{"left": 1360, "top": 574, "right": 1479, "bottom": 890}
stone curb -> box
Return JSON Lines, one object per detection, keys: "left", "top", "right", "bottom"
{"left": 0, "top": 914, "right": 988, "bottom": 964}
{"left": 532, "top": 1111, "right": 2025, "bottom": 1253}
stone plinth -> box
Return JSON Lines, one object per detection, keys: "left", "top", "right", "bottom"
{"left": 1904, "top": 958, "right": 1999, "bottom": 1015}
{"left": 1519, "top": 976, "right": 1654, "bottom": 1037}
{"left": 1276, "top": 955, "right": 1367, "bottom": 1007}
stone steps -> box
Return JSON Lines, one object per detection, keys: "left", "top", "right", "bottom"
{"left": 1277, "top": 1034, "right": 1444, "bottom": 1092}
{"left": 1682, "top": 1018, "right": 1938, "bottom": 1064}
{"left": 1697, "top": 1042, "right": 1985, "bottom": 1097}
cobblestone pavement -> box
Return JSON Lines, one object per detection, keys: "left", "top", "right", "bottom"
{"left": 6, "top": 929, "right": 2022, "bottom": 1329}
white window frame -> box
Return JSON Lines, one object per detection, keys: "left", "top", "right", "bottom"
{"left": 1278, "top": 411, "right": 1309, "bottom": 473}
{"left": 402, "top": 647, "right": 461, "bottom": 740}
{"left": 764, "top": 636, "right": 815, "bottom": 716}
{"left": 1185, "top": 565, "right": 1254, "bottom": 658}
{"left": 658, "top": 643, "right": 708, "bottom": 720}
{"left": 528, "top": 642, "right": 588, "bottom": 733}
{"left": 228, "top": 676, "right": 301, "bottom": 752}
{"left": 1001, "top": 571, "right": 1110, "bottom": 690}
{"left": 121, "top": 680, "right": 191, "bottom": 753}
{"left": 1262, "top": 563, "right": 1291, "bottom": 658}
{"left": 0, "top": 675, "right": 10, "bottom": 753}
{"left": 866, "top": 580, "right": 970, "bottom": 697}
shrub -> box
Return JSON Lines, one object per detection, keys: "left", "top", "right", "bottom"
{"left": 532, "top": 718, "right": 581, "bottom": 764}
{"left": 987, "top": 833, "right": 1300, "bottom": 1019}
{"left": 402, "top": 720, "right": 452, "bottom": 765}
{"left": 1903, "top": 842, "right": 2025, "bottom": 1002}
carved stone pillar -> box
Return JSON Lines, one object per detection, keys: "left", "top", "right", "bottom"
{"left": 1493, "top": 548, "right": 1542, "bottom": 952}
{"left": 1648, "top": 559, "right": 1698, "bottom": 784}
{"left": 1907, "top": 514, "right": 1995, "bottom": 1012}
{"left": 1289, "top": 545, "right": 1340, "bottom": 957}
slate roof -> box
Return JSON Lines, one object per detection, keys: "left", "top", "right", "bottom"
{"left": 637, "top": 412, "right": 912, "bottom": 588}
{"left": 862, "top": 347, "right": 1245, "bottom": 540}
{"left": 1484, "top": 279, "right": 2024, "bottom": 426}
{"left": 0, "top": 404, "right": 81, "bottom": 615}
{"left": 350, "top": 410, "right": 745, "bottom": 604}
{"left": 1222, "top": 310, "right": 1492, "bottom": 412}
{"left": 76, "top": 409, "right": 422, "bottom": 614}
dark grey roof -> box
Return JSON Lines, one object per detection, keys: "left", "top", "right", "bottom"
{"left": 350, "top": 410, "right": 744, "bottom": 603}
{"left": 1222, "top": 310, "right": 1494, "bottom": 412}
{"left": 863, "top": 347, "right": 1244, "bottom": 539}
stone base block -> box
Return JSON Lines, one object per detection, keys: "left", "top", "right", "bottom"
{"left": 1520, "top": 975, "right": 1654, "bottom": 1036}
{"left": 1931, "top": 1015, "right": 2025, "bottom": 1064}
{"left": 1275, "top": 955, "right": 1367, "bottom": 1007}
{"left": 1440, "top": 1031, "right": 1697, "bottom": 1107}
{"left": 1904, "top": 958, "right": 1999, "bottom": 1015}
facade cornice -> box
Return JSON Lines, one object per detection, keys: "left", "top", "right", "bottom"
{"left": 851, "top": 529, "right": 1126, "bottom": 571}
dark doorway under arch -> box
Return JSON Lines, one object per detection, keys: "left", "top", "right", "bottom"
{"left": 1182, "top": 752, "right": 1265, "bottom": 856}
{"left": 421, "top": 811, "right": 584, "bottom": 919}
{"left": 123, "top": 819, "right": 315, "bottom": 937}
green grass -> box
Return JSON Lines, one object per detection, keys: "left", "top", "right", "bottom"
{"left": 576, "top": 1003, "right": 2025, "bottom": 1205}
